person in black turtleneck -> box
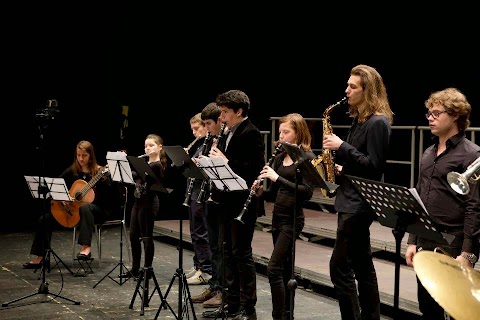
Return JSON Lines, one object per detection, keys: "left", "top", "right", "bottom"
{"left": 126, "top": 134, "right": 166, "bottom": 278}
{"left": 255, "top": 113, "right": 315, "bottom": 320}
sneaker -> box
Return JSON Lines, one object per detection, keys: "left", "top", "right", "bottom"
{"left": 186, "top": 269, "right": 212, "bottom": 285}
{"left": 203, "top": 290, "right": 222, "bottom": 308}
{"left": 184, "top": 266, "right": 197, "bottom": 279}
{"left": 191, "top": 287, "right": 215, "bottom": 303}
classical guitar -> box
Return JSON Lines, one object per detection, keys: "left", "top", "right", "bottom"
{"left": 50, "top": 166, "right": 110, "bottom": 228}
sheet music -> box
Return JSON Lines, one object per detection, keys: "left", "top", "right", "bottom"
{"left": 24, "top": 176, "right": 72, "bottom": 201}
{"left": 408, "top": 188, "right": 429, "bottom": 215}
{"left": 195, "top": 156, "right": 248, "bottom": 190}
{"left": 106, "top": 151, "right": 134, "bottom": 184}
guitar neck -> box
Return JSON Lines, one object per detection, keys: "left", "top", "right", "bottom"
{"left": 78, "top": 167, "right": 109, "bottom": 199}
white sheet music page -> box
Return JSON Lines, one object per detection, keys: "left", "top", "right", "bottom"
{"left": 106, "top": 151, "right": 134, "bottom": 184}
{"left": 196, "top": 156, "right": 248, "bottom": 191}
{"left": 408, "top": 188, "right": 429, "bottom": 215}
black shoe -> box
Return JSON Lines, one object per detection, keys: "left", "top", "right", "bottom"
{"left": 231, "top": 309, "right": 257, "bottom": 320}
{"left": 23, "top": 261, "right": 42, "bottom": 269}
{"left": 202, "top": 305, "right": 241, "bottom": 318}
{"left": 76, "top": 252, "right": 92, "bottom": 260}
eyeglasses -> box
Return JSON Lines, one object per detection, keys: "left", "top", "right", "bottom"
{"left": 425, "top": 110, "right": 447, "bottom": 119}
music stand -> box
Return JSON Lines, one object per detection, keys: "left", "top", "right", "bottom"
{"left": 157, "top": 145, "right": 202, "bottom": 320}
{"left": 93, "top": 151, "right": 134, "bottom": 288}
{"left": 280, "top": 142, "right": 340, "bottom": 320}
{"left": 346, "top": 175, "right": 454, "bottom": 319}
{"left": 2, "top": 176, "right": 80, "bottom": 307}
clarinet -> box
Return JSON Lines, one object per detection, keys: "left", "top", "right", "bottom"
{"left": 205, "top": 122, "right": 228, "bottom": 204}
{"left": 183, "top": 133, "right": 212, "bottom": 207}
{"left": 195, "top": 132, "right": 214, "bottom": 204}
{"left": 235, "top": 144, "right": 283, "bottom": 224}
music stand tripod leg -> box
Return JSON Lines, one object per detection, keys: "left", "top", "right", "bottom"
{"left": 154, "top": 216, "right": 196, "bottom": 320}
{"left": 47, "top": 248, "right": 74, "bottom": 275}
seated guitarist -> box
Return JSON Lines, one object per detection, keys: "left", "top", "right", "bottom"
{"left": 24, "top": 140, "right": 119, "bottom": 268}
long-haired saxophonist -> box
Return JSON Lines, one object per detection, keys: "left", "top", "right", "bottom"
{"left": 322, "top": 65, "right": 394, "bottom": 320}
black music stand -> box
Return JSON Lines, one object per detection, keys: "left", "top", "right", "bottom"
{"left": 280, "top": 142, "right": 339, "bottom": 320}
{"left": 124, "top": 155, "right": 174, "bottom": 317}
{"left": 346, "top": 175, "right": 454, "bottom": 320}
{"left": 93, "top": 151, "right": 135, "bottom": 288}
{"left": 157, "top": 145, "right": 203, "bottom": 320}
{"left": 195, "top": 155, "right": 248, "bottom": 193}
{"left": 2, "top": 177, "right": 79, "bottom": 307}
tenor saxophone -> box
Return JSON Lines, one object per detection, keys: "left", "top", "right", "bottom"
{"left": 311, "top": 97, "right": 347, "bottom": 197}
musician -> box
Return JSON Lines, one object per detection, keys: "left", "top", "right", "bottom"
{"left": 183, "top": 112, "right": 213, "bottom": 285}
{"left": 24, "top": 140, "right": 119, "bottom": 268}
{"left": 123, "top": 134, "right": 167, "bottom": 278}
{"left": 205, "top": 90, "right": 265, "bottom": 320}
{"left": 322, "top": 65, "right": 393, "bottom": 320}
{"left": 405, "top": 87, "right": 480, "bottom": 319}
{"left": 191, "top": 103, "right": 226, "bottom": 309}
{"left": 254, "top": 113, "right": 315, "bottom": 320}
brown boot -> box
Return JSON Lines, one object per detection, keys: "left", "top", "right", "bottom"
{"left": 191, "top": 287, "right": 215, "bottom": 303}
{"left": 202, "top": 290, "right": 222, "bottom": 308}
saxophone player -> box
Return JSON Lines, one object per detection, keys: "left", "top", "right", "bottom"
{"left": 322, "top": 64, "right": 394, "bottom": 320}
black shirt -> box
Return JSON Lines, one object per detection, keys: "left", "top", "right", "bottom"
{"left": 407, "top": 133, "right": 480, "bottom": 253}
{"left": 334, "top": 115, "right": 391, "bottom": 214}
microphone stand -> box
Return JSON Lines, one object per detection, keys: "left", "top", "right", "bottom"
{"left": 287, "top": 168, "right": 300, "bottom": 320}
{"left": 2, "top": 102, "right": 79, "bottom": 307}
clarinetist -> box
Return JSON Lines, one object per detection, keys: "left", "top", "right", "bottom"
{"left": 192, "top": 103, "right": 228, "bottom": 310}
{"left": 204, "top": 90, "right": 265, "bottom": 320}
{"left": 253, "top": 113, "right": 315, "bottom": 320}
{"left": 183, "top": 112, "right": 213, "bottom": 285}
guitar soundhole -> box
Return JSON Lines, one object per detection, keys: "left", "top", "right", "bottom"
{"left": 74, "top": 192, "right": 83, "bottom": 201}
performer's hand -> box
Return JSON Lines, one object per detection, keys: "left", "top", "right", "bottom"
{"left": 405, "top": 244, "right": 416, "bottom": 267}
{"left": 209, "top": 146, "right": 228, "bottom": 163}
{"left": 323, "top": 134, "right": 343, "bottom": 151}
{"left": 455, "top": 254, "right": 473, "bottom": 268}
{"left": 335, "top": 164, "right": 343, "bottom": 175}
{"left": 258, "top": 165, "right": 279, "bottom": 182}
{"left": 255, "top": 185, "right": 264, "bottom": 196}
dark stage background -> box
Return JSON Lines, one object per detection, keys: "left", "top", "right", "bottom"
{"left": 7, "top": 11, "right": 478, "bottom": 233}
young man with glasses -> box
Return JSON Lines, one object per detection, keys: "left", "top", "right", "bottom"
{"left": 405, "top": 87, "right": 480, "bottom": 319}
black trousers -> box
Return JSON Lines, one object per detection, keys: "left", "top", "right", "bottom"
{"left": 30, "top": 213, "right": 53, "bottom": 257}
{"left": 188, "top": 198, "right": 212, "bottom": 274}
{"left": 222, "top": 194, "right": 257, "bottom": 314}
{"left": 205, "top": 201, "right": 223, "bottom": 292}
{"left": 76, "top": 203, "right": 109, "bottom": 246}
{"left": 415, "top": 235, "right": 463, "bottom": 320}
{"left": 129, "top": 197, "right": 158, "bottom": 271}
{"left": 329, "top": 212, "right": 380, "bottom": 320}
{"left": 267, "top": 219, "right": 304, "bottom": 320}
